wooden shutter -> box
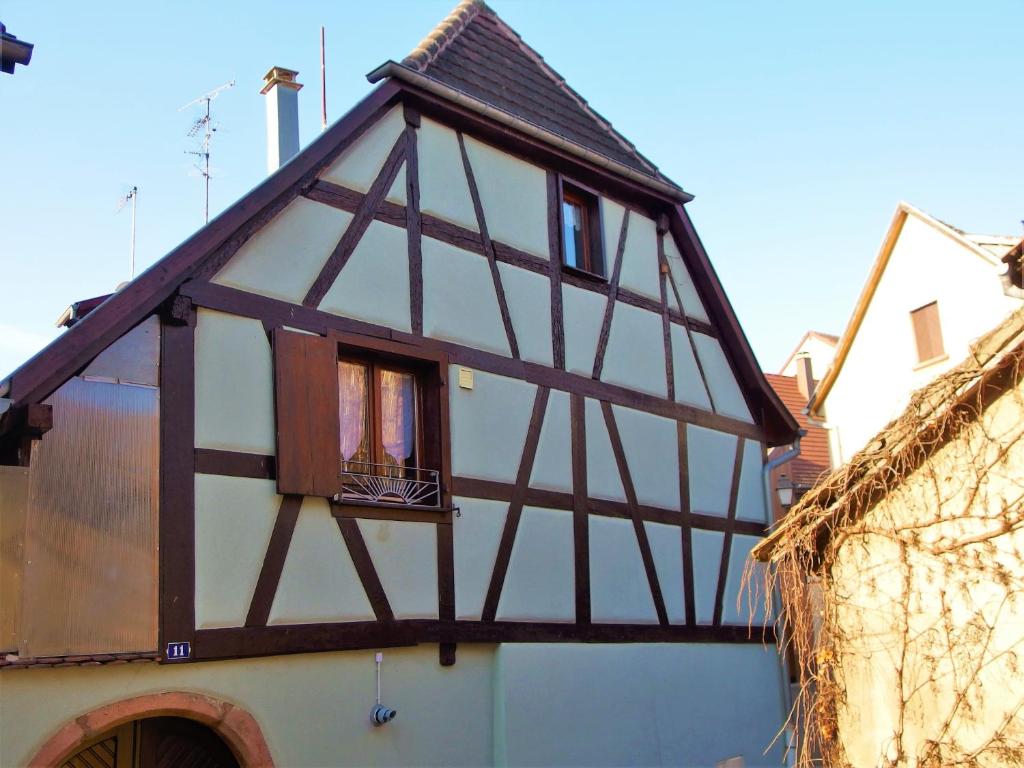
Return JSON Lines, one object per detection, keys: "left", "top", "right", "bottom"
{"left": 273, "top": 328, "right": 341, "bottom": 496}
{"left": 910, "top": 302, "right": 944, "bottom": 363}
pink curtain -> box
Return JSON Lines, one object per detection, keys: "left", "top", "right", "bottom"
{"left": 381, "top": 370, "right": 415, "bottom": 467}
{"left": 338, "top": 362, "right": 368, "bottom": 465}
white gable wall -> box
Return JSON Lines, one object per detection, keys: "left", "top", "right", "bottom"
{"left": 824, "top": 213, "right": 1021, "bottom": 461}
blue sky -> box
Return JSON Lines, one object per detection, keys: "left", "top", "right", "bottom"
{"left": 2, "top": 1, "right": 1021, "bottom": 380}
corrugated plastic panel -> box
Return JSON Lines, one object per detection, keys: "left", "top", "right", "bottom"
{"left": 21, "top": 377, "right": 159, "bottom": 656}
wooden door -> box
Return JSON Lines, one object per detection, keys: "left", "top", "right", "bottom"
{"left": 136, "top": 718, "right": 239, "bottom": 768}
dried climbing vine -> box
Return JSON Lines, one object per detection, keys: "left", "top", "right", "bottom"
{"left": 751, "top": 313, "right": 1024, "bottom": 767}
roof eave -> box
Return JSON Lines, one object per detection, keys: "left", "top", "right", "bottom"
{"left": 367, "top": 61, "right": 694, "bottom": 205}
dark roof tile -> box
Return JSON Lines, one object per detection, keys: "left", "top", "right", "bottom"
{"left": 403, "top": 0, "right": 663, "bottom": 178}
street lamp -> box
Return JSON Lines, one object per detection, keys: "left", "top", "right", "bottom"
{"left": 776, "top": 474, "right": 795, "bottom": 509}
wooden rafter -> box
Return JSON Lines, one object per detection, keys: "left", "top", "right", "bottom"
{"left": 457, "top": 131, "right": 521, "bottom": 359}
{"left": 303, "top": 132, "right": 408, "bottom": 307}
{"left": 713, "top": 437, "right": 746, "bottom": 626}
{"left": 657, "top": 229, "right": 676, "bottom": 402}
{"left": 245, "top": 495, "right": 303, "bottom": 627}
{"left": 570, "top": 393, "right": 591, "bottom": 623}
{"left": 546, "top": 171, "right": 566, "bottom": 369}
{"left": 404, "top": 105, "right": 424, "bottom": 335}
{"left": 677, "top": 422, "right": 697, "bottom": 626}
{"left": 159, "top": 310, "right": 197, "bottom": 656}
{"left": 481, "top": 386, "right": 550, "bottom": 621}
{"left": 600, "top": 401, "right": 669, "bottom": 626}
{"left": 591, "top": 209, "right": 630, "bottom": 380}
{"left": 336, "top": 517, "right": 395, "bottom": 623}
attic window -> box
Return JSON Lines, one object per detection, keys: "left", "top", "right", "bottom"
{"left": 910, "top": 301, "right": 945, "bottom": 364}
{"left": 559, "top": 180, "right": 605, "bottom": 278}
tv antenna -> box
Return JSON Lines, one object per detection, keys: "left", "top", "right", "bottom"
{"left": 180, "top": 79, "right": 235, "bottom": 224}
{"left": 115, "top": 185, "right": 139, "bottom": 279}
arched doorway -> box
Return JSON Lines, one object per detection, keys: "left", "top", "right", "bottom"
{"left": 29, "top": 692, "right": 274, "bottom": 768}
{"left": 62, "top": 717, "right": 239, "bottom": 768}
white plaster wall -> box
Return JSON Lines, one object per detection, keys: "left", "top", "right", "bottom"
{"left": 824, "top": 213, "right": 1021, "bottom": 460}
{"left": 422, "top": 237, "right": 511, "bottom": 356}
{"left": 693, "top": 333, "right": 753, "bottom": 422}
{"left": 452, "top": 496, "right": 507, "bottom": 620}
{"left": 562, "top": 283, "right": 607, "bottom": 377}
{"left": 417, "top": 117, "right": 478, "bottom": 231}
{"left": 612, "top": 404, "right": 679, "bottom": 510}
{"left": 584, "top": 397, "right": 626, "bottom": 502}
{"left": 496, "top": 263, "right": 552, "bottom": 367}
{"left": 212, "top": 198, "right": 353, "bottom": 303}
{"left": 359, "top": 520, "right": 438, "bottom": 620}
{"left": 616, "top": 209, "right": 661, "bottom": 301}
{"left": 671, "top": 324, "right": 713, "bottom": 411}
{"left": 0, "top": 646, "right": 496, "bottom": 768}
{"left": 735, "top": 439, "right": 768, "bottom": 523}
{"left": 194, "top": 309, "right": 275, "bottom": 454}
{"left": 318, "top": 219, "right": 411, "bottom": 332}
{"left": 722, "top": 534, "right": 767, "bottom": 626}
{"left": 269, "top": 498, "right": 374, "bottom": 625}
{"left": 321, "top": 106, "right": 406, "bottom": 202}
{"left": 529, "top": 389, "right": 572, "bottom": 493}
{"left": 194, "top": 475, "right": 278, "bottom": 629}
{"left": 692, "top": 529, "right": 724, "bottom": 624}
{"left": 644, "top": 521, "right": 686, "bottom": 624}
{"left": 663, "top": 234, "right": 710, "bottom": 322}
{"left": 589, "top": 515, "right": 658, "bottom": 624}
{"left": 463, "top": 135, "right": 548, "bottom": 259}
{"left": 496, "top": 643, "right": 786, "bottom": 767}
{"left": 449, "top": 368, "right": 536, "bottom": 484}
{"left": 496, "top": 506, "right": 574, "bottom": 622}
{"left": 687, "top": 424, "right": 738, "bottom": 516}
{"left": 601, "top": 302, "right": 668, "bottom": 397}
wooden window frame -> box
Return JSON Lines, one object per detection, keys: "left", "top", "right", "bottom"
{"left": 273, "top": 328, "right": 452, "bottom": 518}
{"left": 558, "top": 177, "right": 606, "bottom": 280}
{"left": 909, "top": 301, "right": 946, "bottom": 367}
{"left": 333, "top": 332, "right": 452, "bottom": 517}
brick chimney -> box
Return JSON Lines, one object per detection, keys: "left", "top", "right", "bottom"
{"left": 261, "top": 67, "right": 303, "bottom": 173}
{"left": 795, "top": 353, "right": 815, "bottom": 402}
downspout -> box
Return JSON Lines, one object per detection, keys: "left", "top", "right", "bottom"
{"left": 762, "top": 432, "right": 803, "bottom": 768}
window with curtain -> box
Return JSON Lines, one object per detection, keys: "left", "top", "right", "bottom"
{"left": 272, "top": 328, "right": 447, "bottom": 508}
{"left": 338, "top": 359, "right": 421, "bottom": 477}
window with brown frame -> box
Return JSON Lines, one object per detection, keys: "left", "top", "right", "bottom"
{"left": 273, "top": 328, "right": 449, "bottom": 510}
{"left": 560, "top": 181, "right": 605, "bottom": 278}
{"left": 910, "top": 301, "right": 945, "bottom": 364}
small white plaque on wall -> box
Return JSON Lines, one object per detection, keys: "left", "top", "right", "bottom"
{"left": 458, "top": 367, "right": 475, "bottom": 390}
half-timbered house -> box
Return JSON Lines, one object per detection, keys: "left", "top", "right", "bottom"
{"left": 0, "top": 2, "right": 798, "bottom": 765}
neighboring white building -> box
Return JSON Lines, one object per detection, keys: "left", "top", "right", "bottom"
{"left": 809, "top": 201, "right": 1022, "bottom": 465}
{"left": 779, "top": 330, "right": 838, "bottom": 382}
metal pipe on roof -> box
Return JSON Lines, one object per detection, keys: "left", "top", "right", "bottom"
{"left": 366, "top": 61, "right": 694, "bottom": 205}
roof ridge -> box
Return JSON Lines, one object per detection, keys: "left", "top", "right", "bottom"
{"left": 402, "top": 0, "right": 485, "bottom": 72}
{"left": 480, "top": 6, "right": 662, "bottom": 177}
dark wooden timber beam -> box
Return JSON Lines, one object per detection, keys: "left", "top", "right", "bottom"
{"left": 180, "top": 281, "right": 764, "bottom": 443}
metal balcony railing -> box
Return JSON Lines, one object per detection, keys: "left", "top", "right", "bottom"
{"left": 335, "top": 461, "right": 441, "bottom": 509}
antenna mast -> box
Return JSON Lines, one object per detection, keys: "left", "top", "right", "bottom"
{"left": 116, "top": 186, "right": 139, "bottom": 280}
{"left": 321, "top": 26, "right": 327, "bottom": 130}
{"left": 180, "top": 79, "right": 235, "bottom": 224}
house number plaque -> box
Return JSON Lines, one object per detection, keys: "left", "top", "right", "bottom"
{"left": 165, "top": 641, "right": 191, "bottom": 660}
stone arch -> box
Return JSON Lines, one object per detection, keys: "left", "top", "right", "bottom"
{"left": 28, "top": 691, "right": 274, "bottom": 768}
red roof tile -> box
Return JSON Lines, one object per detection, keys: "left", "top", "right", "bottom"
{"left": 765, "top": 373, "right": 831, "bottom": 488}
